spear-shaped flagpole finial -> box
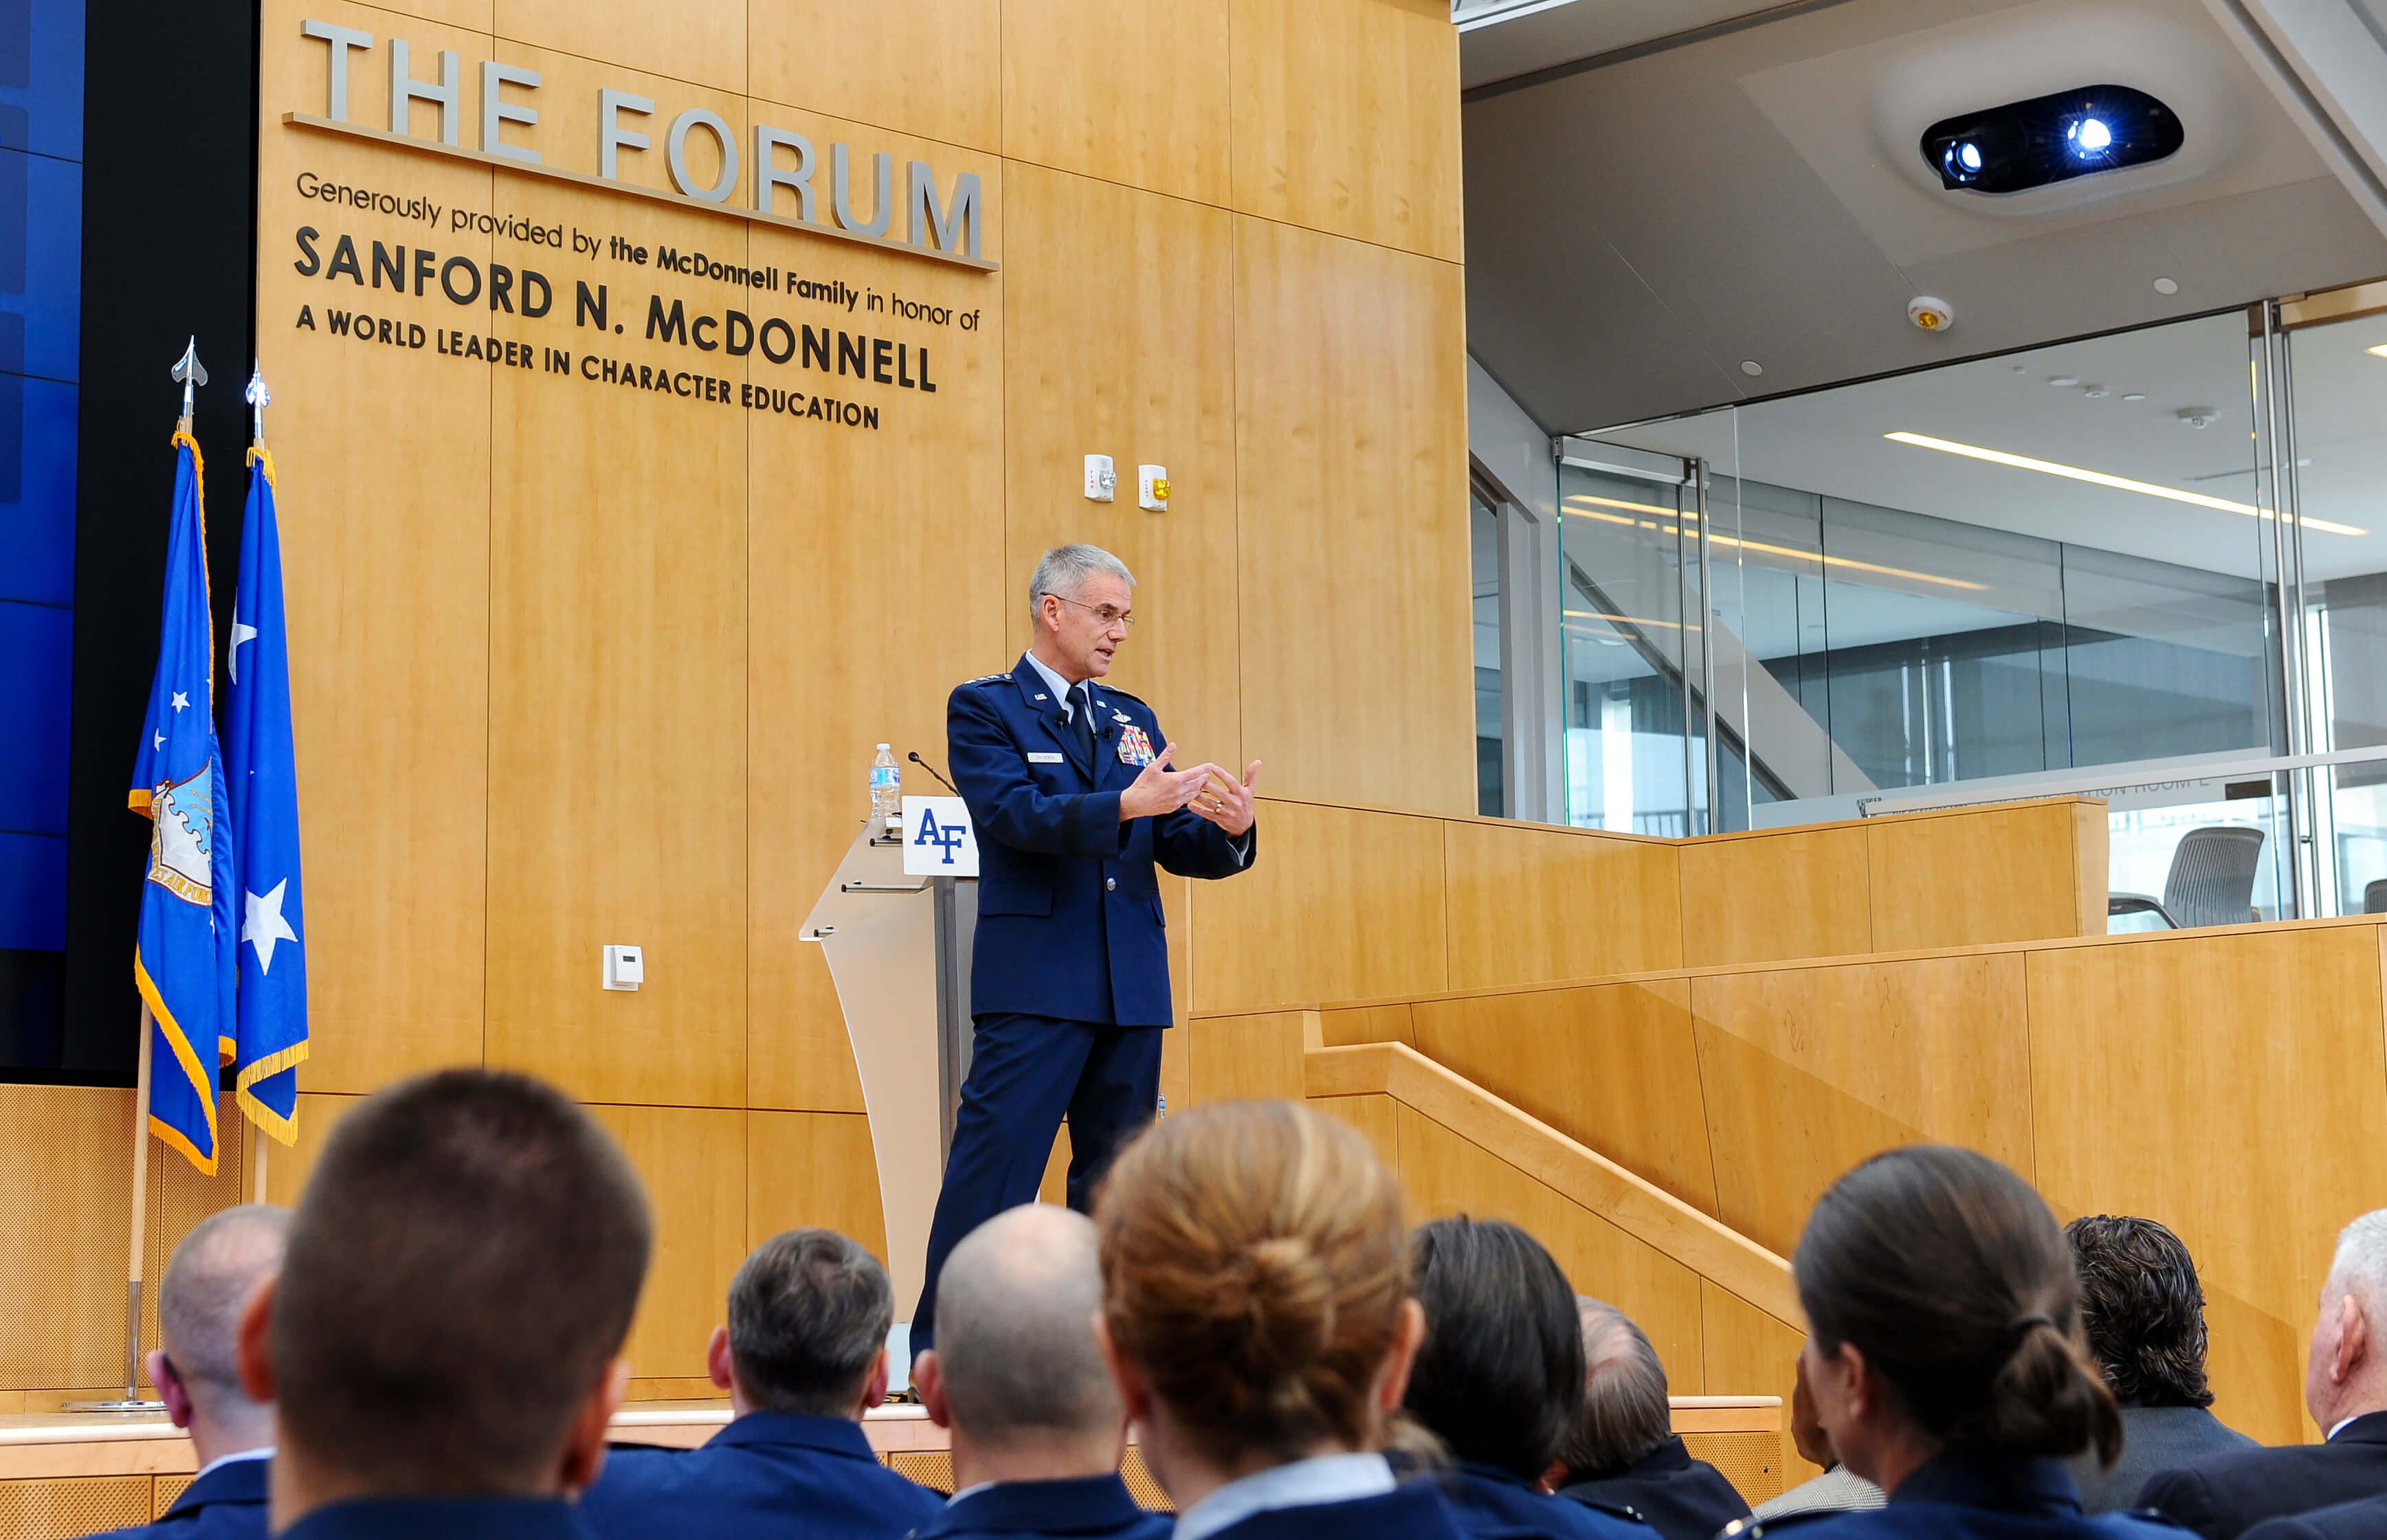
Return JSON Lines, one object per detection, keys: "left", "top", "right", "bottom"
{"left": 245, "top": 359, "right": 270, "bottom": 447}
{"left": 170, "top": 337, "right": 207, "bottom": 423}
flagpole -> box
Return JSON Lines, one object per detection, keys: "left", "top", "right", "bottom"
{"left": 123, "top": 1004, "right": 154, "bottom": 1400}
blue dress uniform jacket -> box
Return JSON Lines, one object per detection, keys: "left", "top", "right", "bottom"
{"left": 1197, "top": 1484, "right": 1471, "bottom": 1540}
{"left": 1436, "top": 1461, "right": 1648, "bottom": 1540}
{"left": 2241, "top": 1491, "right": 2387, "bottom": 1539}
{"left": 1558, "top": 1436, "right": 1751, "bottom": 1540}
{"left": 579, "top": 1412, "right": 943, "bottom": 1540}
{"left": 100, "top": 1455, "right": 269, "bottom": 1540}
{"left": 1727, "top": 1449, "right": 2187, "bottom": 1540}
{"left": 281, "top": 1495, "right": 597, "bottom": 1540}
{"left": 951, "top": 660, "right": 1253, "bottom": 1027}
{"left": 2137, "top": 1411, "right": 2387, "bottom": 1540}
{"left": 907, "top": 1473, "right": 1172, "bottom": 1540}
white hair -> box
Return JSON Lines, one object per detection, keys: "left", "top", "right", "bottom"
{"left": 1029, "top": 544, "right": 1134, "bottom": 626}
{"left": 2331, "top": 1210, "right": 2387, "bottom": 1306}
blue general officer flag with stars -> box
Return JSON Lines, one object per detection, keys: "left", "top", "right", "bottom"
{"left": 225, "top": 446, "right": 308, "bottom": 1142}
{"left": 129, "top": 429, "right": 236, "bottom": 1175}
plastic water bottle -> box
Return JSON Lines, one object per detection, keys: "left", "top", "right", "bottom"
{"left": 869, "top": 744, "right": 902, "bottom": 832}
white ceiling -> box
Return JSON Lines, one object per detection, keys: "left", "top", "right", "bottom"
{"left": 1591, "top": 307, "right": 2387, "bottom": 585}
{"left": 1465, "top": 0, "right": 2387, "bottom": 432}
{"left": 1456, "top": 0, "right": 1817, "bottom": 90}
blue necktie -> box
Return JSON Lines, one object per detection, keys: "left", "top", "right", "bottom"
{"left": 1071, "top": 683, "right": 1096, "bottom": 766}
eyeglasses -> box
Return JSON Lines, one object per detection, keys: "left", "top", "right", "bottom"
{"left": 1046, "top": 594, "right": 1137, "bottom": 630}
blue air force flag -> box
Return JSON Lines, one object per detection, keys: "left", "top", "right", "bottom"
{"left": 225, "top": 447, "right": 308, "bottom": 1142}
{"left": 129, "top": 429, "right": 234, "bottom": 1174}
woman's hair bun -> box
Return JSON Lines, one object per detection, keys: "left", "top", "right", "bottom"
{"left": 1231, "top": 1235, "right": 1337, "bottom": 1376}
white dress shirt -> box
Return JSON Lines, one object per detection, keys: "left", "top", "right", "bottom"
{"left": 193, "top": 1444, "right": 274, "bottom": 1481}
{"left": 1173, "top": 1453, "right": 1396, "bottom": 1540}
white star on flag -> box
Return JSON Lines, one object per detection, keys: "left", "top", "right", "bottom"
{"left": 153, "top": 730, "right": 164, "bottom": 750}
{"left": 170, "top": 691, "right": 188, "bottom": 713}
{"left": 229, "top": 621, "right": 256, "bottom": 684}
{"left": 243, "top": 879, "right": 299, "bottom": 974}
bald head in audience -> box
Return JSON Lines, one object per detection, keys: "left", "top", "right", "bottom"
{"left": 914, "top": 1205, "right": 1128, "bottom": 1489}
{"left": 151, "top": 1205, "right": 290, "bottom": 1467}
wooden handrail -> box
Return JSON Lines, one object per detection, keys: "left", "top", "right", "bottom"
{"left": 1307, "top": 1041, "right": 1801, "bottom": 1327}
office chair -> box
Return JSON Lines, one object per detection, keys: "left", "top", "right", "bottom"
{"left": 2107, "top": 825, "right": 2267, "bottom": 930}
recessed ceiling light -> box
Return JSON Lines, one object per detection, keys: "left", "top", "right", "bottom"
{"left": 2366, "top": 344, "right": 2387, "bottom": 360}
{"left": 2154, "top": 277, "right": 2179, "bottom": 295}
{"left": 2049, "top": 376, "right": 2080, "bottom": 387}
{"left": 2122, "top": 393, "right": 2146, "bottom": 401}
{"left": 2083, "top": 386, "right": 2109, "bottom": 399}
{"left": 1883, "top": 431, "right": 2366, "bottom": 536}
{"left": 1741, "top": 360, "right": 1764, "bottom": 376}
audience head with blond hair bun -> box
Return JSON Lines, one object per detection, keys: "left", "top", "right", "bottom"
{"left": 1094, "top": 1100, "right": 1416, "bottom": 1471}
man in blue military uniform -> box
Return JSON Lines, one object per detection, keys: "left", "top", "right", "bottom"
{"left": 101, "top": 1206, "right": 290, "bottom": 1540}
{"left": 910, "top": 1205, "right": 1170, "bottom": 1540}
{"left": 584, "top": 1229, "right": 942, "bottom": 1540}
{"left": 910, "top": 544, "right": 1260, "bottom": 1361}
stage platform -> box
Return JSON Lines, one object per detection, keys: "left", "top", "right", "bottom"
{"left": 0, "top": 1396, "right": 1782, "bottom": 1537}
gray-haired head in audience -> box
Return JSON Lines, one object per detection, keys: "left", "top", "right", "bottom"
{"left": 1559, "top": 1297, "right": 1672, "bottom": 1479}
{"left": 916, "top": 1204, "right": 1129, "bottom": 1487}
{"left": 153, "top": 1204, "right": 291, "bottom": 1464}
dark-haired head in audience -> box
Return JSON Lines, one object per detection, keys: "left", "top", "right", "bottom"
{"left": 1093, "top": 1100, "right": 1463, "bottom": 1540}
{"left": 2138, "top": 1208, "right": 2387, "bottom": 1540}
{"left": 1550, "top": 1299, "right": 1749, "bottom": 1540}
{"left": 2062, "top": 1216, "right": 2256, "bottom": 1513}
{"left": 1784, "top": 1145, "right": 2174, "bottom": 1537}
{"left": 236, "top": 1069, "right": 652, "bottom": 1537}
{"left": 1401, "top": 1218, "right": 1637, "bottom": 1540}
{"left": 579, "top": 1227, "right": 942, "bottom": 1540}
{"left": 912, "top": 1205, "right": 1170, "bottom": 1540}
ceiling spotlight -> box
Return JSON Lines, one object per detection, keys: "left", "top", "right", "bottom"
{"left": 2083, "top": 387, "right": 2109, "bottom": 399}
{"left": 2123, "top": 392, "right": 2146, "bottom": 401}
{"left": 2050, "top": 376, "right": 2080, "bottom": 388}
{"left": 1741, "top": 359, "right": 1764, "bottom": 376}
{"left": 2153, "top": 277, "right": 2180, "bottom": 295}
{"left": 2069, "top": 117, "right": 2113, "bottom": 155}
{"left": 1942, "top": 140, "right": 1985, "bottom": 183}
{"left": 1920, "top": 85, "right": 2180, "bottom": 193}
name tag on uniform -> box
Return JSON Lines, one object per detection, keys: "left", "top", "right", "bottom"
{"left": 1117, "top": 726, "right": 1156, "bottom": 766}
{"left": 1028, "top": 751, "right": 1065, "bottom": 764}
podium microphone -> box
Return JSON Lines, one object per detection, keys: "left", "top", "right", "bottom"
{"left": 909, "top": 751, "right": 959, "bottom": 795}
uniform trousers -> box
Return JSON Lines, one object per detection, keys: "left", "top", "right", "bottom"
{"left": 909, "top": 1011, "right": 1162, "bottom": 1354}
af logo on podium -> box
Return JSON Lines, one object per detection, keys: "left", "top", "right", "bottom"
{"left": 902, "top": 796, "right": 978, "bottom": 876}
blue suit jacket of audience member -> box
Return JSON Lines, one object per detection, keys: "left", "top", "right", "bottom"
{"left": 280, "top": 1495, "right": 597, "bottom": 1540}
{"left": 100, "top": 1455, "right": 269, "bottom": 1540}
{"left": 1731, "top": 1449, "right": 2187, "bottom": 1540}
{"left": 2239, "top": 1489, "right": 2387, "bottom": 1540}
{"left": 579, "top": 1411, "right": 944, "bottom": 1540}
{"left": 2135, "top": 1411, "right": 2387, "bottom": 1540}
{"left": 1434, "top": 1460, "right": 1650, "bottom": 1540}
{"left": 906, "top": 1472, "right": 1173, "bottom": 1540}
{"left": 1189, "top": 1482, "right": 1470, "bottom": 1540}
{"left": 951, "top": 660, "right": 1253, "bottom": 1027}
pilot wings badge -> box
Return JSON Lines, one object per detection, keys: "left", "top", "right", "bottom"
{"left": 146, "top": 764, "right": 216, "bottom": 906}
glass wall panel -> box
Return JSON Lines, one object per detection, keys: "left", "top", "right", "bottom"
{"left": 1470, "top": 487, "right": 1503, "bottom": 817}
{"left": 1568, "top": 310, "right": 2278, "bottom": 845}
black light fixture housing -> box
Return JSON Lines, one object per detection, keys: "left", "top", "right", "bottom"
{"left": 1920, "top": 85, "right": 2183, "bottom": 194}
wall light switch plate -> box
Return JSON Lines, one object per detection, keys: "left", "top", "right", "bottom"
{"left": 1137, "top": 465, "right": 1169, "bottom": 512}
{"left": 1083, "top": 454, "right": 1116, "bottom": 502}
{"left": 603, "top": 944, "right": 644, "bottom": 990}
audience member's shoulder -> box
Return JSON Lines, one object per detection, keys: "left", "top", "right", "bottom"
{"left": 1718, "top": 1506, "right": 2191, "bottom": 1540}
{"left": 2240, "top": 1492, "right": 2387, "bottom": 1540}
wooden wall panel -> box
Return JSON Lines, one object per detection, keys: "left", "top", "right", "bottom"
{"left": 364, "top": 0, "right": 493, "bottom": 27}
{"left": 742, "top": 111, "right": 1006, "bottom": 1115}
{"left": 482, "top": 118, "right": 751, "bottom": 1108}
{"left": 1001, "top": 0, "right": 1232, "bottom": 205}
{"left": 748, "top": 1111, "right": 887, "bottom": 1264}
{"left": 1398, "top": 1108, "right": 1708, "bottom": 1392}
{"left": 1001, "top": 163, "right": 1241, "bottom": 774}
{"left": 265, "top": 1091, "right": 363, "bottom": 1207}
{"left": 1865, "top": 803, "right": 2098, "bottom": 954}
{"left": 1410, "top": 982, "right": 1720, "bottom": 1216}
{"left": 2028, "top": 926, "right": 2387, "bottom": 1446}
{"left": 1232, "top": 218, "right": 1472, "bottom": 814}
{"left": 493, "top": 0, "right": 744, "bottom": 93}
{"left": 1700, "top": 1282, "right": 1817, "bottom": 1485}
{"left": 1678, "top": 826, "right": 1872, "bottom": 969}
{"left": 1313, "top": 1093, "right": 1401, "bottom": 1176}
{"left": 1184, "top": 1011, "right": 1308, "bottom": 1105}
{"left": 747, "top": 1, "right": 1000, "bottom": 153}
{"left": 0, "top": 1089, "right": 134, "bottom": 1388}
{"left": 1228, "top": 0, "right": 1462, "bottom": 261}
{"left": 1190, "top": 800, "right": 1448, "bottom": 1013}
{"left": 1691, "top": 953, "right": 2033, "bottom": 1258}
{"left": 260, "top": 0, "right": 494, "bottom": 1093}
{"left": 588, "top": 1105, "right": 747, "bottom": 1381}
{"left": 1441, "top": 819, "right": 1682, "bottom": 988}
